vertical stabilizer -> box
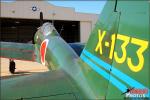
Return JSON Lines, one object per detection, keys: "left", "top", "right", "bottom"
{"left": 80, "top": 0, "right": 150, "bottom": 99}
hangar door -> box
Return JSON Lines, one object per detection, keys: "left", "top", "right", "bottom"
{"left": 1, "top": 18, "right": 80, "bottom": 43}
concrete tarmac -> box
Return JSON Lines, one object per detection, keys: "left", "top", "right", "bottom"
{"left": 0, "top": 58, "right": 49, "bottom": 79}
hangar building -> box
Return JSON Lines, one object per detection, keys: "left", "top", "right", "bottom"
{"left": 0, "top": 1, "right": 98, "bottom": 43}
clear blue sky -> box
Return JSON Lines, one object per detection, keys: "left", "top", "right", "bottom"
{"left": 1, "top": 0, "right": 106, "bottom": 14}
{"left": 48, "top": 1, "right": 106, "bottom": 14}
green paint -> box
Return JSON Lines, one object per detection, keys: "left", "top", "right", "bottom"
{"left": 1, "top": 0, "right": 149, "bottom": 99}
{"left": 0, "top": 42, "right": 35, "bottom": 61}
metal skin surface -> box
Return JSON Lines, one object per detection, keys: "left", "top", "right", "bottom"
{"left": 0, "top": 42, "right": 35, "bottom": 61}
{"left": 1, "top": 0, "right": 150, "bottom": 99}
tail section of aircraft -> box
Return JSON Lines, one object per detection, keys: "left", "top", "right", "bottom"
{"left": 1, "top": 0, "right": 149, "bottom": 99}
{"left": 80, "top": 0, "right": 149, "bottom": 99}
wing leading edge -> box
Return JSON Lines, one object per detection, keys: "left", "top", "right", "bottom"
{"left": 0, "top": 42, "right": 36, "bottom": 62}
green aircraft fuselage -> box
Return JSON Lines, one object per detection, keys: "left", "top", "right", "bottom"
{"left": 1, "top": 0, "right": 150, "bottom": 99}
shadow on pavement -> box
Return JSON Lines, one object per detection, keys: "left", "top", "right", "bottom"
{"left": 0, "top": 71, "right": 40, "bottom": 80}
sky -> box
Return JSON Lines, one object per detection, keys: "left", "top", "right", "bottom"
{"left": 48, "top": 1, "right": 106, "bottom": 14}
{"left": 1, "top": 0, "right": 106, "bottom": 14}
